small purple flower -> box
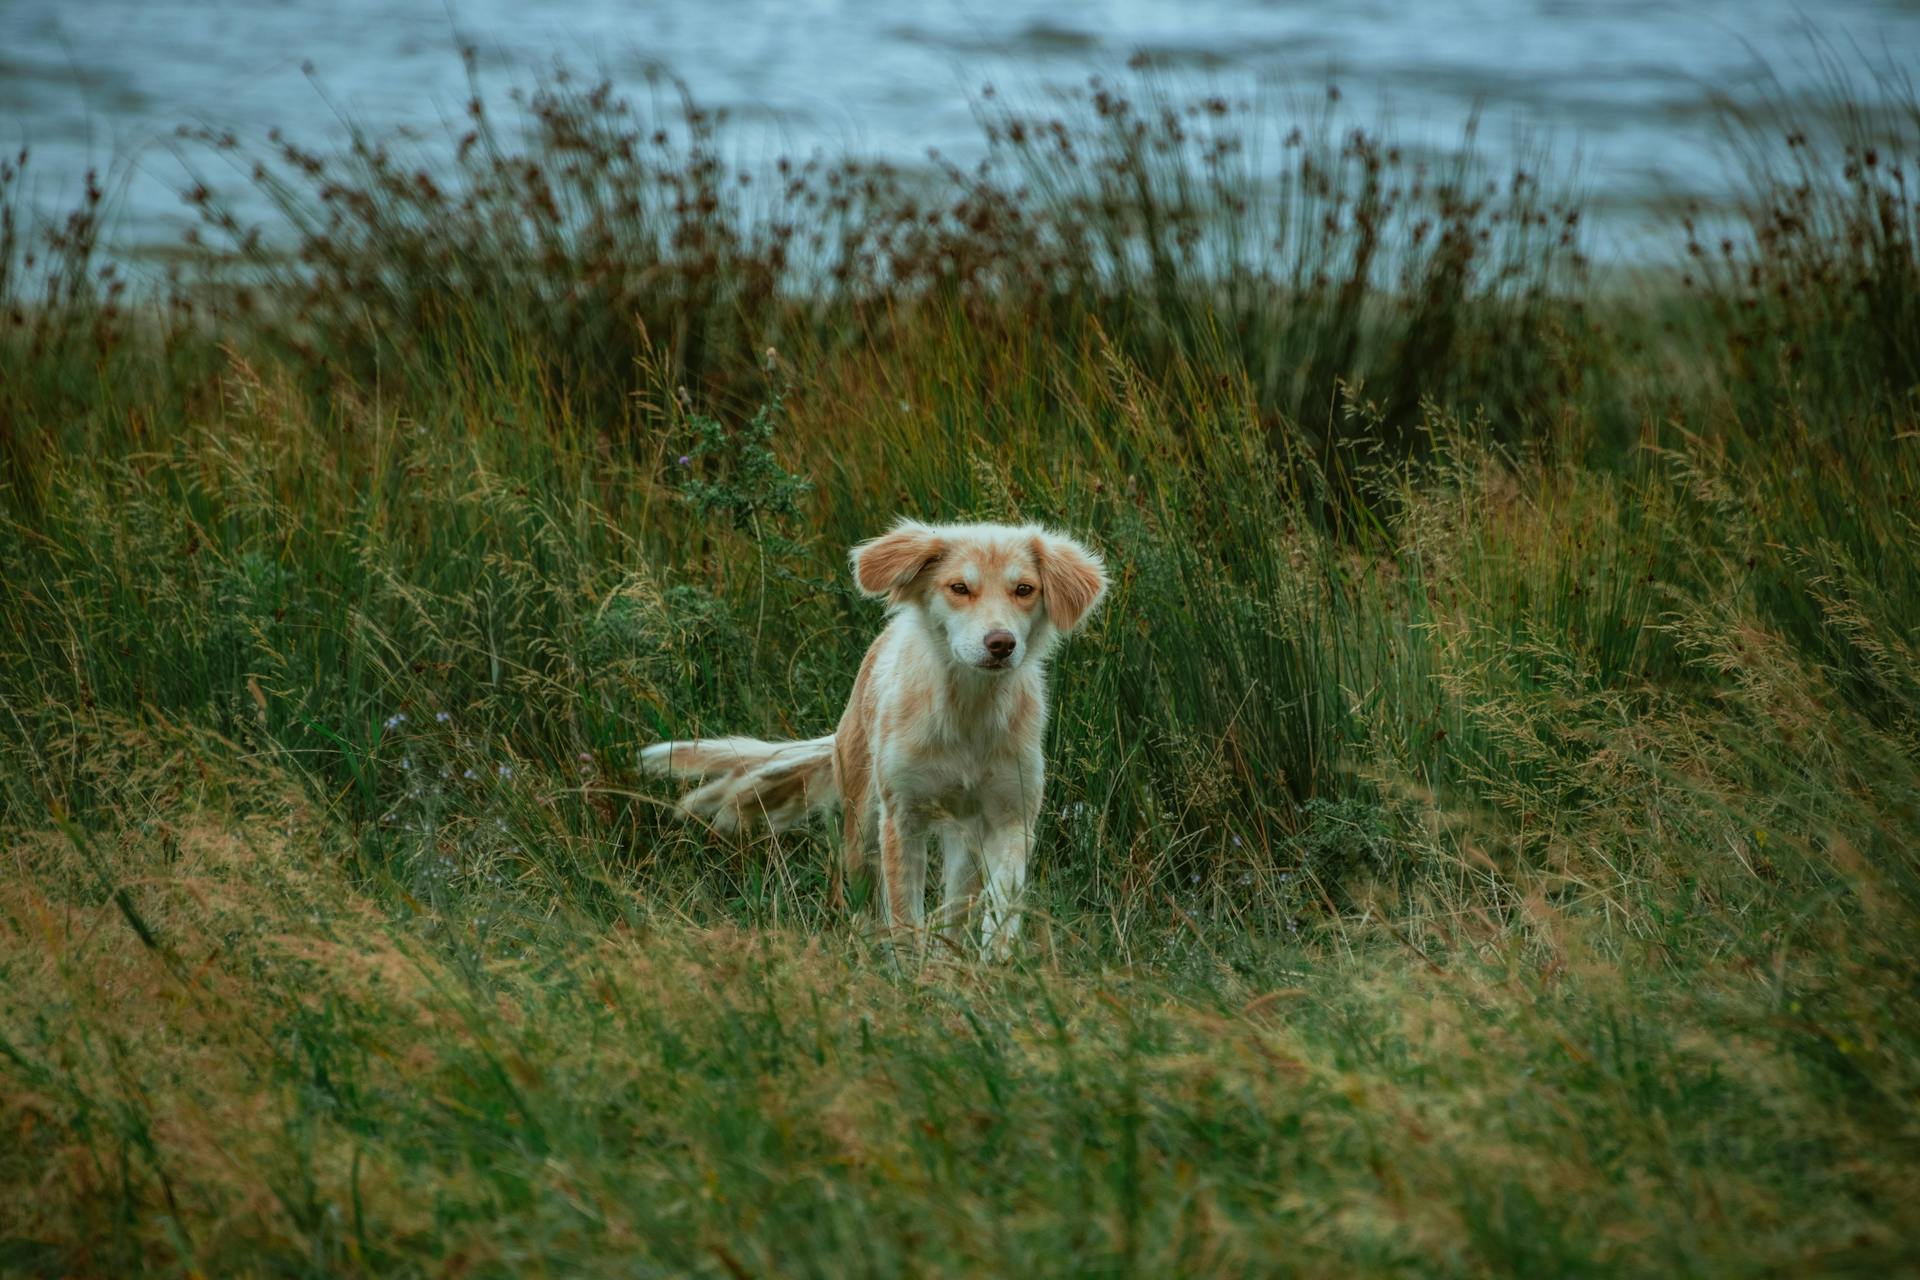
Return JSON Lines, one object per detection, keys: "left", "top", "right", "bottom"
{"left": 677, "top": 454, "right": 691, "bottom": 467}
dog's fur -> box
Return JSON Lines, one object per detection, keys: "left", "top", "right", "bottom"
{"left": 640, "top": 521, "right": 1108, "bottom": 957}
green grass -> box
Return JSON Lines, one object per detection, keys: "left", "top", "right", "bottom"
{"left": 2, "top": 57, "right": 1919, "bottom": 1277}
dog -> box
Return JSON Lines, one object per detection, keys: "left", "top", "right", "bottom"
{"left": 640, "top": 520, "right": 1108, "bottom": 957}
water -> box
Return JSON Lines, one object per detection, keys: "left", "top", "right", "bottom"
{"left": 4, "top": 0, "right": 1917, "bottom": 269}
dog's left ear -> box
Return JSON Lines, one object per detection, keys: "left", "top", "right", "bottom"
{"left": 1034, "top": 532, "right": 1109, "bottom": 632}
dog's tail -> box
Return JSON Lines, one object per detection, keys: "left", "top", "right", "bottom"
{"left": 639, "top": 734, "right": 838, "bottom": 833}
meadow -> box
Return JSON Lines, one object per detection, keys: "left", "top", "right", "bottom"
{"left": 2, "top": 56, "right": 1918, "bottom": 1276}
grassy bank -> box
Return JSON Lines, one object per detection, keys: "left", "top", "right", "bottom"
{"left": 3, "top": 61, "right": 1919, "bottom": 1276}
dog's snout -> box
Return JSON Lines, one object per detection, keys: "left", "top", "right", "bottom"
{"left": 984, "top": 630, "right": 1017, "bottom": 659}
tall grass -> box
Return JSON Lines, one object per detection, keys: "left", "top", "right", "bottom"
{"left": 2, "top": 55, "right": 1918, "bottom": 1276}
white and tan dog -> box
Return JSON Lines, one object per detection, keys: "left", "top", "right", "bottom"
{"left": 641, "top": 521, "right": 1108, "bottom": 957}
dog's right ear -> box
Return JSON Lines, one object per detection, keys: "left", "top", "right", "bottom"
{"left": 851, "top": 522, "right": 943, "bottom": 602}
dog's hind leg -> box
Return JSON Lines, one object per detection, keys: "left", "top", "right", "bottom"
{"left": 831, "top": 770, "right": 868, "bottom": 910}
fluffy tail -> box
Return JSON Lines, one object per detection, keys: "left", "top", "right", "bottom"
{"left": 639, "top": 734, "right": 839, "bottom": 833}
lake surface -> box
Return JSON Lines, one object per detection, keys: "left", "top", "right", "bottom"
{"left": 4, "top": 0, "right": 1918, "bottom": 269}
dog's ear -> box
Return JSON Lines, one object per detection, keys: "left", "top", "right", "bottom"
{"left": 1034, "top": 531, "right": 1109, "bottom": 632}
{"left": 851, "top": 522, "right": 943, "bottom": 602}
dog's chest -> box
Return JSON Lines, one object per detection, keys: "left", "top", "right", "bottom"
{"left": 889, "top": 717, "right": 1027, "bottom": 817}
{"left": 918, "top": 736, "right": 999, "bottom": 799}
{"left": 919, "top": 752, "right": 1035, "bottom": 826}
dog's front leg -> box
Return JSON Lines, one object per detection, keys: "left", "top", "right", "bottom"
{"left": 979, "top": 821, "right": 1032, "bottom": 961}
{"left": 876, "top": 794, "right": 930, "bottom": 944}
{"left": 933, "top": 823, "right": 983, "bottom": 948}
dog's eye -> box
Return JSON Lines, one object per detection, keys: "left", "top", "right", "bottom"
{"left": 1014, "top": 583, "right": 1035, "bottom": 598}
{"left": 949, "top": 582, "right": 970, "bottom": 596}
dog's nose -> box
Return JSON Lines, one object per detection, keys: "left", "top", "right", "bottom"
{"left": 984, "top": 630, "right": 1017, "bottom": 659}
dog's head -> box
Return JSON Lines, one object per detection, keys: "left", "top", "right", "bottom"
{"left": 851, "top": 521, "right": 1109, "bottom": 673}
